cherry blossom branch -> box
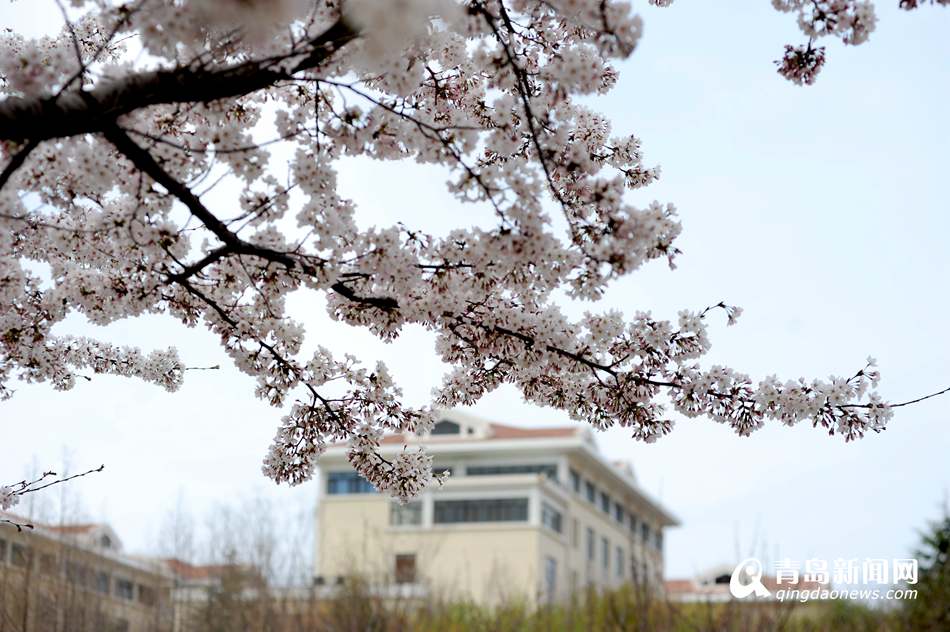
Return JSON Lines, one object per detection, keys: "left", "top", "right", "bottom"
{"left": 315, "top": 79, "right": 510, "bottom": 222}
{"left": 104, "top": 125, "right": 296, "bottom": 265}
{"left": 108, "top": 122, "right": 948, "bottom": 443}
{"left": 842, "top": 384, "right": 950, "bottom": 409}
{"left": 0, "top": 19, "right": 356, "bottom": 143}
{"left": 1, "top": 0, "right": 945, "bottom": 504}
{"left": 1, "top": 465, "right": 105, "bottom": 529}
{"left": 105, "top": 126, "right": 403, "bottom": 316}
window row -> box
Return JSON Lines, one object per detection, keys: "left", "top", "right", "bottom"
{"left": 466, "top": 463, "right": 558, "bottom": 479}
{"left": 329, "top": 462, "right": 558, "bottom": 495}
{"left": 583, "top": 527, "right": 626, "bottom": 578}
{"left": 326, "top": 471, "right": 377, "bottom": 495}
{"left": 570, "top": 468, "right": 631, "bottom": 525}
{"left": 0, "top": 538, "right": 156, "bottom": 604}
{"left": 433, "top": 498, "right": 528, "bottom": 524}
{"left": 569, "top": 468, "right": 662, "bottom": 551}
{"left": 390, "top": 498, "right": 565, "bottom": 532}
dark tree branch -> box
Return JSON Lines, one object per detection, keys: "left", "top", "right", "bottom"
{"left": 0, "top": 19, "right": 356, "bottom": 143}
{"left": 104, "top": 124, "right": 400, "bottom": 316}
{"left": 16, "top": 464, "right": 105, "bottom": 495}
{"left": 0, "top": 139, "right": 39, "bottom": 191}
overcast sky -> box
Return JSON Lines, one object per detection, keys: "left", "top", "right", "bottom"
{"left": 2, "top": 1, "right": 948, "bottom": 582}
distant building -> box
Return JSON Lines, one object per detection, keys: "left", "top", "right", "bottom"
{"left": 0, "top": 513, "right": 290, "bottom": 632}
{"left": 314, "top": 410, "right": 679, "bottom": 606}
{"left": 159, "top": 558, "right": 272, "bottom": 632}
{"left": 0, "top": 514, "right": 173, "bottom": 632}
{"left": 665, "top": 566, "right": 828, "bottom": 603}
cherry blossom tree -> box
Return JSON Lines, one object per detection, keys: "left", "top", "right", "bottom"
{"left": 0, "top": 0, "right": 947, "bottom": 502}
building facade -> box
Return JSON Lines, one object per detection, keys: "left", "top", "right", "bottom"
{"left": 0, "top": 516, "right": 173, "bottom": 632}
{"left": 0, "top": 516, "right": 295, "bottom": 632}
{"left": 314, "top": 410, "right": 678, "bottom": 606}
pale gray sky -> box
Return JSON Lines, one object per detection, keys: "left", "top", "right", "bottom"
{"left": 1, "top": 1, "right": 948, "bottom": 581}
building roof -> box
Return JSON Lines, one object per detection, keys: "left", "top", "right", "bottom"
{"left": 43, "top": 523, "right": 101, "bottom": 535}
{"left": 161, "top": 558, "right": 237, "bottom": 581}
{"left": 0, "top": 512, "right": 171, "bottom": 576}
{"left": 0, "top": 514, "right": 118, "bottom": 543}
{"left": 374, "top": 419, "right": 582, "bottom": 445}
{"left": 488, "top": 423, "right": 579, "bottom": 439}
{"left": 159, "top": 558, "right": 266, "bottom": 589}
{"left": 322, "top": 409, "right": 678, "bottom": 527}
{"left": 665, "top": 574, "right": 829, "bottom": 601}
{"left": 664, "top": 579, "right": 697, "bottom": 593}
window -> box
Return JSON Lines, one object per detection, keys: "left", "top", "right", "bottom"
{"left": 0, "top": 539, "right": 7, "bottom": 563}
{"left": 390, "top": 501, "right": 423, "bottom": 526}
{"left": 586, "top": 527, "right": 595, "bottom": 562}
{"left": 601, "top": 537, "right": 610, "bottom": 571}
{"left": 115, "top": 578, "right": 135, "bottom": 600}
{"left": 433, "top": 498, "right": 528, "bottom": 524}
{"left": 39, "top": 553, "right": 58, "bottom": 575}
{"left": 616, "top": 546, "right": 624, "bottom": 578}
{"left": 465, "top": 463, "right": 557, "bottom": 479}
{"left": 432, "top": 465, "right": 453, "bottom": 477}
{"left": 614, "top": 502, "right": 624, "bottom": 524}
{"left": 541, "top": 502, "right": 562, "bottom": 533}
{"left": 431, "top": 420, "right": 460, "bottom": 435}
{"left": 66, "top": 561, "right": 90, "bottom": 585}
{"left": 641, "top": 522, "right": 651, "bottom": 543}
{"left": 569, "top": 469, "right": 581, "bottom": 493}
{"left": 10, "top": 543, "right": 31, "bottom": 568}
{"left": 326, "top": 471, "right": 376, "bottom": 495}
{"left": 572, "top": 518, "right": 579, "bottom": 549}
{"left": 585, "top": 481, "right": 596, "bottom": 503}
{"left": 600, "top": 491, "right": 611, "bottom": 514}
{"left": 394, "top": 554, "right": 416, "bottom": 584}
{"left": 99, "top": 534, "right": 113, "bottom": 549}
{"left": 544, "top": 556, "right": 557, "bottom": 601}
{"left": 138, "top": 584, "right": 157, "bottom": 606}
{"left": 655, "top": 530, "right": 663, "bottom": 551}
{"left": 96, "top": 571, "right": 111, "bottom": 594}
{"left": 628, "top": 512, "right": 638, "bottom": 534}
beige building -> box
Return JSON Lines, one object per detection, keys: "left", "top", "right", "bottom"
{"left": 0, "top": 515, "right": 173, "bottom": 632}
{"left": 0, "top": 514, "right": 292, "bottom": 632}
{"left": 314, "top": 411, "right": 679, "bottom": 606}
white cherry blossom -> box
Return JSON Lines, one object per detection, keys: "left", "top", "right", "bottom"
{"left": 0, "top": 0, "right": 946, "bottom": 500}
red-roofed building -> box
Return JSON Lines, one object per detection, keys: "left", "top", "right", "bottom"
{"left": 665, "top": 565, "right": 831, "bottom": 603}
{"left": 156, "top": 557, "right": 270, "bottom": 631}
{"left": 315, "top": 409, "right": 678, "bottom": 606}
{"left": 0, "top": 512, "right": 173, "bottom": 631}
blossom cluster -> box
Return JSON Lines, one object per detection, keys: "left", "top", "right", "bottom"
{"left": 0, "top": 9, "right": 124, "bottom": 97}
{"left": 0, "top": 485, "right": 18, "bottom": 512}
{"left": 0, "top": 0, "right": 933, "bottom": 500}
{"left": 771, "top": 0, "right": 877, "bottom": 84}
{"left": 898, "top": 0, "right": 950, "bottom": 8}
